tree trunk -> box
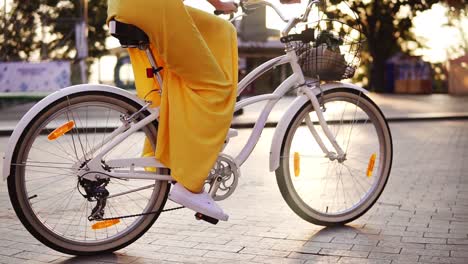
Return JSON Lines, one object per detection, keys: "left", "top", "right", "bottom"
{"left": 369, "top": 56, "right": 386, "bottom": 93}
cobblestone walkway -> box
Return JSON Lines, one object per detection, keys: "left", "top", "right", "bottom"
{"left": 0, "top": 121, "right": 467, "bottom": 263}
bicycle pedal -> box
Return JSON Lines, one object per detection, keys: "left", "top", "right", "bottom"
{"left": 194, "top": 213, "right": 219, "bottom": 225}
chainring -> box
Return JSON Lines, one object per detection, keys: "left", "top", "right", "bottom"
{"left": 205, "top": 154, "right": 240, "bottom": 201}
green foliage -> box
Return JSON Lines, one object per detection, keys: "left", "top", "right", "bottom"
{"left": 445, "top": 0, "right": 467, "bottom": 55}
{"left": 0, "top": 2, "right": 41, "bottom": 60}
{"left": 431, "top": 63, "right": 448, "bottom": 93}
{"left": 326, "top": 0, "right": 442, "bottom": 92}
{"left": 0, "top": 0, "right": 108, "bottom": 62}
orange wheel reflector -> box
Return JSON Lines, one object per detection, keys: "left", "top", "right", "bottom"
{"left": 366, "top": 153, "right": 377, "bottom": 178}
{"left": 294, "top": 152, "right": 300, "bottom": 177}
{"left": 47, "top": 121, "right": 75, "bottom": 141}
{"left": 91, "top": 219, "right": 120, "bottom": 230}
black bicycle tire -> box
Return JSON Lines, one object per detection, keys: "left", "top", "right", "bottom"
{"left": 7, "top": 91, "right": 169, "bottom": 255}
{"left": 275, "top": 89, "right": 393, "bottom": 226}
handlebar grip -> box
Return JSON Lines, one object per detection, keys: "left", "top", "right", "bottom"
{"left": 280, "top": 34, "right": 302, "bottom": 43}
{"left": 280, "top": 28, "right": 315, "bottom": 43}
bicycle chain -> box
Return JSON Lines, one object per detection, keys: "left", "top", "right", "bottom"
{"left": 100, "top": 206, "right": 185, "bottom": 221}
{"left": 94, "top": 165, "right": 180, "bottom": 221}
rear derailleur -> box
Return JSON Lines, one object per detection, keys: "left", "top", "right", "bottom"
{"left": 78, "top": 177, "right": 110, "bottom": 221}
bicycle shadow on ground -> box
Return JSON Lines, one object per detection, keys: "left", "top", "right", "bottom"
{"left": 54, "top": 225, "right": 379, "bottom": 263}
{"left": 55, "top": 253, "right": 136, "bottom": 264}
{"left": 292, "top": 224, "right": 379, "bottom": 256}
{"left": 306, "top": 224, "right": 362, "bottom": 242}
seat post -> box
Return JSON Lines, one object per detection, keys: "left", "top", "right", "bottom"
{"left": 144, "top": 46, "right": 163, "bottom": 94}
{"left": 108, "top": 20, "right": 163, "bottom": 95}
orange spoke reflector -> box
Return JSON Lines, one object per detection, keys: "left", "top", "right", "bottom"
{"left": 47, "top": 121, "right": 75, "bottom": 141}
{"left": 294, "top": 152, "right": 300, "bottom": 177}
{"left": 91, "top": 219, "right": 120, "bottom": 230}
{"left": 366, "top": 153, "right": 377, "bottom": 178}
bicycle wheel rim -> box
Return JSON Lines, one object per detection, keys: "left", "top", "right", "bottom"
{"left": 280, "top": 90, "right": 392, "bottom": 224}
{"left": 11, "top": 94, "right": 165, "bottom": 248}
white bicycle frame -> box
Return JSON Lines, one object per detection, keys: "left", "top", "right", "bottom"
{"left": 81, "top": 64, "right": 345, "bottom": 184}
{"left": 77, "top": 0, "right": 349, "bottom": 183}
{"left": 3, "top": 0, "right": 359, "bottom": 186}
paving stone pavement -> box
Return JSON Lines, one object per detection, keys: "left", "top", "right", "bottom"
{"left": 1, "top": 94, "right": 468, "bottom": 133}
{"left": 0, "top": 120, "right": 467, "bottom": 263}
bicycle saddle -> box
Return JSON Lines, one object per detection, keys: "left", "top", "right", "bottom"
{"left": 109, "top": 19, "right": 149, "bottom": 48}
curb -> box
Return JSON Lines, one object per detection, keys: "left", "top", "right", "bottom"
{"left": 1, "top": 115, "right": 468, "bottom": 137}
{"left": 229, "top": 115, "right": 468, "bottom": 129}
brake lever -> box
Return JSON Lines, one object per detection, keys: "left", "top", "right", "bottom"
{"left": 214, "top": 10, "right": 226, "bottom": 16}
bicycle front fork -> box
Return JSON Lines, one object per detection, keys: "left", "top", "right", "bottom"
{"left": 299, "top": 86, "right": 346, "bottom": 162}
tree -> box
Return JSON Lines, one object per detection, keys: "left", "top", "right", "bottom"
{"left": 328, "top": 0, "right": 442, "bottom": 92}
{"left": 0, "top": 0, "right": 108, "bottom": 62}
{"left": 40, "top": 0, "right": 108, "bottom": 60}
{"left": 445, "top": 0, "right": 468, "bottom": 56}
{"left": 0, "top": 2, "right": 41, "bottom": 61}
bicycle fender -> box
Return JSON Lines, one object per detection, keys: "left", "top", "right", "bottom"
{"left": 2, "top": 84, "right": 155, "bottom": 181}
{"left": 269, "top": 82, "right": 368, "bottom": 172}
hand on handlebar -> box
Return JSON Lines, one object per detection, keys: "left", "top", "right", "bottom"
{"left": 280, "top": 0, "right": 301, "bottom": 4}
{"left": 211, "top": 1, "right": 238, "bottom": 15}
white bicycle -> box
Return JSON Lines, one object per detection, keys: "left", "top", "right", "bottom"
{"left": 3, "top": 0, "right": 392, "bottom": 255}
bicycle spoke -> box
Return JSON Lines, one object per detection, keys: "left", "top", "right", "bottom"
{"left": 11, "top": 96, "right": 163, "bottom": 246}
{"left": 279, "top": 91, "right": 391, "bottom": 224}
{"left": 108, "top": 183, "right": 155, "bottom": 199}
{"left": 30, "top": 145, "right": 77, "bottom": 163}
{"left": 344, "top": 92, "right": 362, "bottom": 154}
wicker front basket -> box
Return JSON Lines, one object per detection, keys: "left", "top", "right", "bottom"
{"left": 297, "top": 44, "right": 350, "bottom": 80}
{"left": 292, "top": 19, "right": 364, "bottom": 81}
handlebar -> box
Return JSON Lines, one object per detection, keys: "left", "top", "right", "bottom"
{"left": 215, "top": 0, "right": 323, "bottom": 37}
{"left": 242, "top": 1, "right": 290, "bottom": 22}
{"left": 281, "top": 0, "right": 322, "bottom": 36}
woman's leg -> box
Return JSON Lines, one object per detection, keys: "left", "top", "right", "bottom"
{"left": 107, "top": 0, "right": 238, "bottom": 194}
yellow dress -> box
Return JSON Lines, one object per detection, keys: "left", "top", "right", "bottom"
{"left": 107, "top": 0, "right": 238, "bottom": 192}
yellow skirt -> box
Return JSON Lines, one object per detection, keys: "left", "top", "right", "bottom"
{"left": 107, "top": 0, "right": 238, "bottom": 192}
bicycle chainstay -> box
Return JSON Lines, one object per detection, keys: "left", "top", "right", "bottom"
{"left": 99, "top": 206, "right": 185, "bottom": 221}
{"left": 88, "top": 163, "right": 181, "bottom": 221}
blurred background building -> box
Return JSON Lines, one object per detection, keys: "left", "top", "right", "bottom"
{"left": 0, "top": 0, "right": 467, "bottom": 100}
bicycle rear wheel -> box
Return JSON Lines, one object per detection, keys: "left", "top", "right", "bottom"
{"left": 276, "top": 89, "right": 392, "bottom": 226}
{"left": 8, "top": 92, "right": 169, "bottom": 255}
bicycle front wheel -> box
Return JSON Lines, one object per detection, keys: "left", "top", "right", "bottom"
{"left": 8, "top": 92, "right": 169, "bottom": 255}
{"left": 276, "top": 89, "right": 392, "bottom": 226}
